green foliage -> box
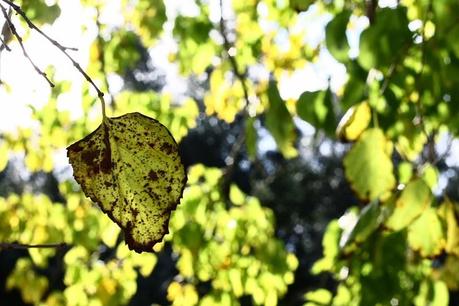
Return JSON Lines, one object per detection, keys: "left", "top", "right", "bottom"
{"left": 168, "top": 166, "right": 298, "bottom": 305}
{"left": 3, "top": 0, "right": 459, "bottom": 305}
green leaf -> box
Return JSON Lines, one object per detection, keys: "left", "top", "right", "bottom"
{"left": 311, "top": 221, "right": 341, "bottom": 274}
{"left": 385, "top": 179, "right": 432, "bottom": 231}
{"left": 296, "top": 89, "right": 336, "bottom": 136}
{"left": 325, "top": 10, "right": 351, "bottom": 63}
{"left": 265, "top": 81, "right": 297, "bottom": 157}
{"left": 67, "top": 112, "right": 187, "bottom": 253}
{"left": 398, "top": 162, "right": 413, "bottom": 184}
{"left": 407, "top": 208, "right": 445, "bottom": 257}
{"left": 341, "top": 199, "right": 392, "bottom": 252}
{"left": 358, "top": 7, "right": 411, "bottom": 71}
{"left": 304, "top": 289, "right": 333, "bottom": 306}
{"left": 343, "top": 128, "right": 395, "bottom": 201}
{"left": 21, "top": 1, "right": 61, "bottom": 25}
{"left": 421, "top": 163, "right": 439, "bottom": 190}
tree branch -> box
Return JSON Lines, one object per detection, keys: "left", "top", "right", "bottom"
{"left": 0, "top": 3, "right": 54, "bottom": 87}
{"left": 1, "top": 0, "right": 106, "bottom": 118}
{"left": 218, "top": 0, "right": 253, "bottom": 201}
{"left": 0, "top": 242, "right": 67, "bottom": 250}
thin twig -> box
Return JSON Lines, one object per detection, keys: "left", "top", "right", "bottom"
{"left": 218, "top": 0, "right": 252, "bottom": 200}
{"left": 0, "top": 242, "right": 67, "bottom": 250}
{"left": 1, "top": 0, "right": 106, "bottom": 118}
{"left": 0, "top": 3, "right": 54, "bottom": 87}
{"left": 218, "top": 0, "right": 250, "bottom": 109}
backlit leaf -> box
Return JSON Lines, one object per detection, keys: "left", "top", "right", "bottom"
{"left": 265, "top": 81, "right": 297, "bottom": 157}
{"left": 325, "top": 10, "right": 351, "bottom": 63}
{"left": 0, "top": 142, "right": 8, "bottom": 171}
{"left": 336, "top": 101, "right": 371, "bottom": 142}
{"left": 343, "top": 128, "right": 395, "bottom": 201}
{"left": 385, "top": 179, "right": 431, "bottom": 231}
{"left": 358, "top": 7, "right": 411, "bottom": 71}
{"left": 407, "top": 208, "right": 445, "bottom": 257}
{"left": 438, "top": 200, "right": 459, "bottom": 256}
{"left": 67, "top": 112, "right": 187, "bottom": 253}
{"left": 297, "top": 89, "right": 336, "bottom": 136}
{"left": 341, "top": 199, "right": 392, "bottom": 253}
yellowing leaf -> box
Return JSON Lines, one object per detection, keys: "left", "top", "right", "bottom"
{"left": 407, "top": 208, "right": 445, "bottom": 257}
{"left": 385, "top": 179, "right": 432, "bottom": 231}
{"left": 343, "top": 128, "right": 395, "bottom": 201}
{"left": 67, "top": 112, "right": 186, "bottom": 253}
{"left": 0, "top": 142, "right": 8, "bottom": 171}
{"left": 438, "top": 199, "right": 459, "bottom": 256}
{"left": 336, "top": 101, "right": 371, "bottom": 142}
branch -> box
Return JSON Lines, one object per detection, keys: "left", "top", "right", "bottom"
{"left": 0, "top": 7, "right": 12, "bottom": 52}
{"left": 0, "top": 3, "right": 54, "bottom": 87}
{"left": 0, "top": 242, "right": 67, "bottom": 250}
{"left": 218, "top": 0, "right": 250, "bottom": 109}
{"left": 1, "top": 0, "right": 106, "bottom": 118}
{"left": 218, "top": 0, "right": 252, "bottom": 200}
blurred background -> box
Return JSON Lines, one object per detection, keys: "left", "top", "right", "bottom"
{"left": 1, "top": 0, "right": 459, "bottom": 305}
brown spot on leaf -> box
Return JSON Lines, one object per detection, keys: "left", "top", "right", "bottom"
{"left": 160, "top": 142, "right": 175, "bottom": 155}
{"left": 148, "top": 170, "right": 159, "bottom": 181}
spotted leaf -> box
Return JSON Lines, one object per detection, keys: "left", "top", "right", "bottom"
{"left": 67, "top": 112, "right": 187, "bottom": 253}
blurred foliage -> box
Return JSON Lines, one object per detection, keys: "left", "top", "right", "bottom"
{"left": 1, "top": 0, "right": 459, "bottom": 305}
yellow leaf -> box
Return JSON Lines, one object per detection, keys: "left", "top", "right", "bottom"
{"left": 336, "top": 101, "right": 371, "bottom": 142}
{"left": 67, "top": 112, "right": 187, "bottom": 253}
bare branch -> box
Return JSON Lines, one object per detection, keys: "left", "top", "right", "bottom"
{"left": 217, "top": 0, "right": 254, "bottom": 203}
{"left": 0, "top": 242, "right": 67, "bottom": 250}
{"left": 1, "top": 0, "right": 106, "bottom": 118}
{"left": 0, "top": 3, "right": 54, "bottom": 87}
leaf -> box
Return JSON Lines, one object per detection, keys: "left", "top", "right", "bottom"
{"left": 336, "top": 101, "right": 371, "bottom": 142}
{"left": 0, "top": 141, "right": 8, "bottom": 172}
{"left": 385, "top": 179, "right": 432, "bottom": 231}
{"left": 296, "top": 89, "right": 336, "bottom": 137}
{"left": 325, "top": 10, "right": 351, "bottom": 63}
{"left": 343, "top": 128, "right": 395, "bottom": 201}
{"left": 341, "top": 199, "right": 392, "bottom": 253}
{"left": 358, "top": 7, "right": 411, "bottom": 71}
{"left": 304, "top": 289, "right": 332, "bottom": 306}
{"left": 407, "top": 208, "right": 445, "bottom": 257}
{"left": 67, "top": 112, "right": 187, "bottom": 253}
{"left": 437, "top": 199, "right": 459, "bottom": 256}
{"left": 265, "top": 81, "right": 297, "bottom": 157}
